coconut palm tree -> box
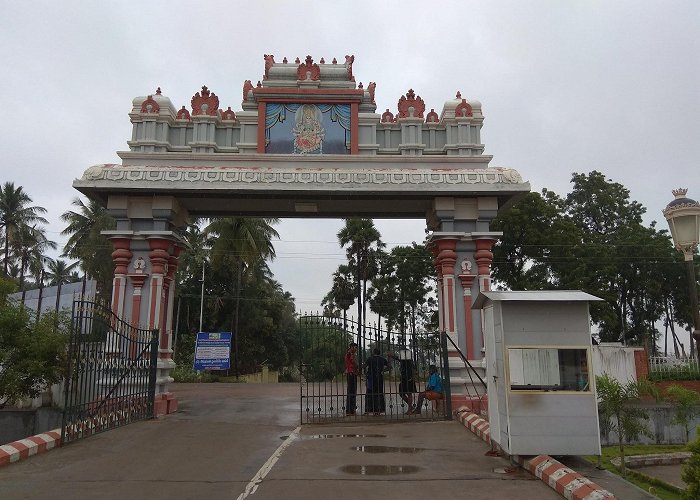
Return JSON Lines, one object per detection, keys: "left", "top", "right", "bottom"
{"left": 337, "top": 218, "right": 384, "bottom": 339}
{"left": 60, "top": 197, "right": 115, "bottom": 296}
{"left": 0, "top": 182, "right": 48, "bottom": 276}
{"left": 10, "top": 224, "right": 56, "bottom": 289}
{"left": 45, "top": 258, "right": 79, "bottom": 286}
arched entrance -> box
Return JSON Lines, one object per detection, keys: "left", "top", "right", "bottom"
{"left": 72, "top": 54, "right": 529, "bottom": 417}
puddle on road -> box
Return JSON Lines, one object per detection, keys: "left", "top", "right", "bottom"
{"left": 282, "top": 433, "right": 388, "bottom": 440}
{"left": 351, "top": 445, "right": 424, "bottom": 454}
{"left": 340, "top": 465, "right": 420, "bottom": 475}
{"left": 307, "top": 434, "right": 387, "bottom": 439}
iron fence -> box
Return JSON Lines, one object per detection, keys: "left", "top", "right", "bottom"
{"left": 61, "top": 300, "right": 158, "bottom": 445}
{"left": 298, "top": 314, "right": 450, "bottom": 424}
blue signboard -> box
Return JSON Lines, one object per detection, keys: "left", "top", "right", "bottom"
{"left": 193, "top": 332, "right": 232, "bottom": 371}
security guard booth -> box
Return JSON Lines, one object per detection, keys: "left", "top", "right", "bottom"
{"left": 473, "top": 291, "right": 603, "bottom": 456}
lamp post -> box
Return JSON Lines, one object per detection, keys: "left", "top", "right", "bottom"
{"left": 663, "top": 188, "right": 700, "bottom": 356}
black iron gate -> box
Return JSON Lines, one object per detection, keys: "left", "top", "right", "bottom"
{"left": 298, "top": 314, "right": 450, "bottom": 424}
{"left": 61, "top": 300, "right": 159, "bottom": 445}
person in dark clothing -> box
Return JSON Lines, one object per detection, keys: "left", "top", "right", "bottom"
{"left": 364, "top": 348, "right": 389, "bottom": 415}
{"left": 389, "top": 349, "right": 417, "bottom": 413}
{"left": 344, "top": 342, "right": 359, "bottom": 415}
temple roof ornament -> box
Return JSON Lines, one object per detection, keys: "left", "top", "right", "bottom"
{"left": 455, "top": 98, "right": 473, "bottom": 118}
{"left": 368, "top": 82, "right": 376, "bottom": 103}
{"left": 297, "top": 55, "right": 321, "bottom": 81}
{"left": 345, "top": 55, "right": 355, "bottom": 82}
{"left": 426, "top": 108, "right": 439, "bottom": 123}
{"left": 381, "top": 109, "right": 395, "bottom": 123}
{"left": 140, "top": 95, "right": 160, "bottom": 114}
{"left": 397, "top": 89, "right": 425, "bottom": 119}
{"left": 176, "top": 106, "right": 190, "bottom": 120}
{"left": 191, "top": 86, "right": 219, "bottom": 116}
{"left": 221, "top": 107, "right": 236, "bottom": 121}
{"left": 242, "top": 80, "right": 253, "bottom": 101}
{"left": 263, "top": 54, "right": 275, "bottom": 80}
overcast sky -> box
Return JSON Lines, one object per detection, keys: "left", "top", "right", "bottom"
{"left": 1, "top": 1, "right": 698, "bottom": 331}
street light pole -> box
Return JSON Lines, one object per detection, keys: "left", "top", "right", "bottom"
{"left": 663, "top": 188, "right": 700, "bottom": 356}
{"left": 199, "top": 260, "right": 205, "bottom": 333}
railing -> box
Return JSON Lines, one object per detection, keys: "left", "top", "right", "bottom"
{"left": 648, "top": 355, "right": 700, "bottom": 380}
{"left": 443, "top": 334, "right": 487, "bottom": 414}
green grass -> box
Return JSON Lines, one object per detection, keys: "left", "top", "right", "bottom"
{"left": 585, "top": 444, "right": 688, "bottom": 500}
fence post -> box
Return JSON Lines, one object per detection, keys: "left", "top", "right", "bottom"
{"left": 440, "top": 331, "right": 453, "bottom": 420}
{"left": 148, "top": 329, "right": 159, "bottom": 417}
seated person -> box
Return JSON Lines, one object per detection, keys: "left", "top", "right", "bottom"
{"left": 408, "top": 364, "right": 443, "bottom": 415}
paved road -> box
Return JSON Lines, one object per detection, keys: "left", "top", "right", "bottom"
{"left": 0, "top": 383, "right": 559, "bottom": 500}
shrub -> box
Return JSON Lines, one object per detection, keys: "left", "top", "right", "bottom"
{"left": 682, "top": 429, "right": 700, "bottom": 499}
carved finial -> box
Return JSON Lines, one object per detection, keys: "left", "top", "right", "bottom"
{"left": 406, "top": 89, "right": 415, "bottom": 99}
{"left": 332, "top": 57, "right": 337, "bottom": 64}
{"left": 673, "top": 188, "right": 689, "bottom": 198}
{"left": 155, "top": 87, "right": 162, "bottom": 95}
{"left": 320, "top": 57, "right": 325, "bottom": 64}
{"left": 358, "top": 82, "right": 363, "bottom": 89}
{"left": 305, "top": 55, "right": 313, "bottom": 64}
{"left": 283, "top": 57, "right": 288, "bottom": 63}
{"left": 257, "top": 81, "right": 262, "bottom": 87}
{"left": 456, "top": 91, "right": 462, "bottom": 99}
{"left": 200, "top": 85, "right": 210, "bottom": 97}
{"left": 295, "top": 57, "right": 300, "bottom": 64}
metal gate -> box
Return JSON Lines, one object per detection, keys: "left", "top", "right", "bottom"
{"left": 61, "top": 300, "right": 158, "bottom": 445}
{"left": 298, "top": 314, "right": 450, "bottom": 424}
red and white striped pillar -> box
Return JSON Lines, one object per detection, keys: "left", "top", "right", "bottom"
{"left": 434, "top": 238, "right": 458, "bottom": 336}
{"left": 147, "top": 238, "right": 170, "bottom": 332}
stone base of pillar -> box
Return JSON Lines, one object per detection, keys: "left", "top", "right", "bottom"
{"left": 154, "top": 394, "right": 168, "bottom": 417}
{"left": 156, "top": 358, "right": 176, "bottom": 395}
{"left": 153, "top": 392, "right": 179, "bottom": 416}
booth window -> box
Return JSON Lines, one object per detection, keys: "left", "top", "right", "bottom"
{"left": 508, "top": 348, "right": 589, "bottom": 392}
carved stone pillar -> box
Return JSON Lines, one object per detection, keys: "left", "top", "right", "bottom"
{"left": 147, "top": 238, "right": 170, "bottom": 332}
{"left": 458, "top": 271, "right": 477, "bottom": 359}
{"left": 110, "top": 238, "right": 132, "bottom": 320}
{"left": 475, "top": 237, "right": 497, "bottom": 292}
{"left": 434, "top": 238, "right": 458, "bottom": 336}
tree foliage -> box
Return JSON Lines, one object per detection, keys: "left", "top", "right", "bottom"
{"left": 61, "top": 197, "right": 115, "bottom": 296}
{"left": 664, "top": 384, "right": 700, "bottom": 444}
{"left": 0, "top": 278, "right": 69, "bottom": 408}
{"left": 492, "top": 171, "right": 691, "bottom": 347}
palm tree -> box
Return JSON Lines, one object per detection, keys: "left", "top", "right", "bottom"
{"left": 10, "top": 224, "right": 56, "bottom": 290}
{"left": 337, "top": 218, "right": 385, "bottom": 340}
{"left": 61, "top": 197, "right": 115, "bottom": 296}
{"left": 45, "top": 258, "right": 79, "bottom": 286}
{"left": 0, "top": 182, "right": 48, "bottom": 276}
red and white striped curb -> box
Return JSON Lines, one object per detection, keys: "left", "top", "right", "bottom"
{"left": 0, "top": 429, "right": 61, "bottom": 467}
{"left": 519, "top": 455, "right": 616, "bottom": 500}
{"left": 455, "top": 408, "right": 616, "bottom": 500}
{"left": 455, "top": 407, "right": 491, "bottom": 444}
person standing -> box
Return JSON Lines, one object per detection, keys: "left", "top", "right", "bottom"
{"left": 345, "top": 342, "right": 359, "bottom": 415}
{"left": 365, "top": 348, "right": 389, "bottom": 415}
{"left": 389, "top": 349, "right": 417, "bottom": 413}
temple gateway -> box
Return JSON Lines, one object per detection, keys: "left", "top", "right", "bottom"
{"left": 73, "top": 54, "right": 530, "bottom": 414}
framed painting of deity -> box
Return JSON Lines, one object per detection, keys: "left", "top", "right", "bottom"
{"left": 264, "top": 103, "right": 351, "bottom": 154}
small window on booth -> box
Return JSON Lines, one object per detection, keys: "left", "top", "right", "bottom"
{"left": 508, "top": 348, "right": 590, "bottom": 392}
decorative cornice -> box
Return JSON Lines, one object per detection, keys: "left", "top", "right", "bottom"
{"left": 78, "top": 164, "right": 526, "bottom": 190}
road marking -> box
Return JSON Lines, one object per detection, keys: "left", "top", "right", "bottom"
{"left": 236, "top": 426, "right": 300, "bottom": 500}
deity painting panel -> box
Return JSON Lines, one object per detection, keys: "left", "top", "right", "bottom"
{"left": 265, "top": 103, "right": 350, "bottom": 154}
